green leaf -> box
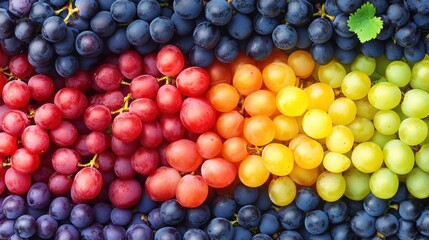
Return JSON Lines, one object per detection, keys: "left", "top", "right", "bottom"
{"left": 347, "top": 2, "right": 383, "bottom": 43}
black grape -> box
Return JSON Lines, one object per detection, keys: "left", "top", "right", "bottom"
{"left": 237, "top": 205, "right": 261, "bottom": 229}
{"left": 103, "top": 224, "right": 127, "bottom": 239}
{"left": 98, "top": 0, "right": 116, "bottom": 11}
{"left": 350, "top": 210, "right": 376, "bottom": 238}
{"left": 278, "top": 204, "right": 304, "bottom": 230}
{"left": 245, "top": 35, "right": 273, "bottom": 61}
{"left": 272, "top": 24, "right": 298, "bottom": 50}
{"left": 205, "top": 0, "right": 233, "bottom": 26}
{"left": 126, "top": 20, "right": 150, "bottom": 46}
{"left": 330, "top": 223, "right": 354, "bottom": 240}
{"left": 171, "top": 12, "right": 196, "bottom": 36}
{"left": 413, "top": 13, "right": 429, "bottom": 32}
{"left": 325, "top": 0, "right": 342, "bottom": 16}
{"left": 395, "top": 22, "right": 421, "bottom": 48}
{"left": 295, "top": 26, "right": 312, "bottom": 49}
{"left": 172, "top": 35, "right": 194, "bottom": 54}
{"left": 173, "top": 0, "right": 203, "bottom": 20}
{"left": 310, "top": 42, "right": 334, "bottom": 65}
{"left": 29, "top": 1, "right": 54, "bottom": 25}
{"left": 335, "top": 35, "right": 359, "bottom": 50}
{"left": 110, "top": 0, "right": 136, "bottom": 23}
{"left": 336, "top": 0, "right": 362, "bottom": 13}
{"left": 75, "top": 0, "right": 99, "bottom": 20}
{"left": 215, "top": 36, "right": 238, "bottom": 63}
{"left": 256, "top": 0, "right": 285, "bottom": 17}
{"left": 367, "top": 0, "right": 389, "bottom": 15}
{"left": 0, "top": 8, "right": 14, "bottom": 39}
{"left": 375, "top": 214, "right": 399, "bottom": 238}
{"left": 384, "top": 39, "right": 404, "bottom": 61}
{"left": 28, "top": 35, "right": 54, "bottom": 65}
{"left": 107, "top": 27, "right": 131, "bottom": 54}
{"left": 137, "top": 0, "right": 161, "bottom": 22}
{"left": 404, "top": 41, "right": 425, "bottom": 62}
{"left": 185, "top": 203, "right": 211, "bottom": 228}
{"left": 14, "top": 18, "right": 35, "bottom": 43}
{"left": 397, "top": 218, "right": 419, "bottom": 240}
{"left": 259, "top": 214, "right": 279, "bottom": 235}
{"left": 183, "top": 228, "right": 209, "bottom": 240}
{"left": 228, "top": 13, "right": 252, "bottom": 40}
{"left": 54, "top": 27, "right": 79, "bottom": 56}
{"left": 363, "top": 193, "right": 388, "bottom": 217}
{"left": 75, "top": 31, "right": 103, "bottom": 57}
{"left": 206, "top": 218, "right": 234, "bottom": 240}
{"left": 81, "top": 224, "right": 104, "bottom": 239}
{"left": 253, "top": 14, "right": 279, "bottom": 36}
{"left": 386, "top": 3, "right": 410, "bottom": 28}
{"left": 14, "top": 215, "right": 37, "bottom": 238}
{"left": 416, "top": 208, "right": 429, "bottom": 237}
{"left": 360, "top": 39, "right": 384, "bottom": 58}
{"left": 211, "top": 195, "right": 237, "bottom": 219}
{"left": 286, "top": 0, "right": 313, "bottom": 26}
{"left": 308, "top": 18, "right": 333, "bottom": 44}
{"left": 160, "top": 199, "right": 186, "bottom": 226}
{"left": 193, "top": 21, "right": 220, "bottom": 49}
{"left": 8, "top": 0, "right": 31, "bottom": 17}
{"left": 149, "top": 16, "right": 175, "bottom": 43}
{"left": 41, "top": 16, "right": 67, "bottom": 43}
{"left": 90, "top": 11, "right": 117, "bottom": 38}
{"left": 376, "top": 15, "right": 394, "bottom": 40}
{"left": 278, "top": 230, "right": 304, "bottom": 240}
{"left": 232, "top": 0, "right": 256, "bottom": 14}
{"left": 333, "top": 13, "right": 354, "bottom": 38}
{"left": 36, "top": 215, "right": 58, "bottom": 239}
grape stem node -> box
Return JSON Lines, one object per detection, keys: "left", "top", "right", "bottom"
{"left": 156, "top": 76, "right": 175, "bottom": 85}
{"left": 111, "top": 93, "right": 133, "bottom": 114}
{"left": 78, "top": 154, "right": 99, "bottom": 168}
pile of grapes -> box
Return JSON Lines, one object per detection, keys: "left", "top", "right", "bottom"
{"left": 2, "top": 0, "right": 429, "bottom": 239}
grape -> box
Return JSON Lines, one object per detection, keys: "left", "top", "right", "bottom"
{"left": 238, "top": 205, "right": 261, "bottom": 229}
{"left": 291, "top": 137, "right": 324, "bottom": 170}
{"left": 318, "top": 59, "right": 346, "bottom": 88}
{"left": 350, "top": 210, "right": 376, "bottom": 238}
{"left": 325, "top": 125, "right": 354, "bottom": 154}
{"left": 347, "top": 116, "right": 375, "bottom": 142}
{"left": 276, "top": 86, "right": 308, "bottom": 117}
{"left": 244, "top": 90, "right": 277, "bottom": 117}
{"left": 176, "top": 66, "right": 210, "bottom": 97}
{"left": 304, "top": 210, "right": 329, "bottom": 235}
{"left": 205, "top": 0, "right": 232, "bottom": 26}
{"left": 72, "top": 167, "right": 102, "bottom": 200}
{"left": 2, "top": 80, "right": 30, "bottom": 109}
{"left": 11, "top": 148, "right": 41, "bottom": 174}
{"left": 206, "top": 218, "right": 234, "bottom": 240}
{"left": 351, "top": 142, "right": 383, "bottom": 173}
{"left": 301, "top": 109, "right": 333, "bottom": 139}
{"left": 262, "top": 62, "right": 296, "bottom": 92}
{"left": 383, "top": 139, "right": 414, "bottom": 175}
{"left": 373, "top": 110, "right": 401, "bottom": 135}
{"left": 308, "top": 18, "right": 333, "bottom": 44}
{"left": 145, "top": 166, "right": 181, "bottom": 201}
{"left": 41, "top": 16, "right": 67, "bottom": 43}
{"left": 239, "top": 155, "right": 270, "bottom": 187}
{"left": 370, "top": 167, "right": 399, "bottom": 199}
{"left": 214, "top": 36, "right": 239, "bottom": 63}
{"left": 207, "top": 83, "right": 240, "bottom": 113}
{"left": 323, "top": 152, "right": 351, "bottom": 173}
{"left": 5, "top": 168, "right": 31, "bottom": 195}
{"left": 233, "top": 64, "right": 263, "bottom": 95}
{"left": 180, "top": 97, "right": 216, "bottom": 133}
{"left": 75, "top": 31, "right": 103, "bottom": 57}
{"left": 268, "top": 176, "right": 296, "bottom": 206}
{"left": 243, "top": 115, "right": 275, "bottom": 146}
{"left": 261, "top": 143, "right": 294, "bottom": 176}
{"left": 406, "top": 167, "right": 429, "bottom": 199}
{"left": 367, "top": 82, "right": 401, "bottom": 110}
{"left": 108, "top": 178, "right": 142, "bottom": 208}
{"left": 201, "top": 158, "right": 236, "bottom": 188}
{"left": 398, "top": 117, "right": 428, "bottom": 146}
{"left": 272, "top": 115, "right": 299, "bottom": 141}
{"left": 341, "top": 71, "right": 371, "bottom": 100}
{"left": 166, "top": 139, "right": 203, "bottom": 173}
{"left": 211, "top": 195, "right": 236, "bottom": 219}
{"left": 221, "top": 137, "right": 249, "bottom": 162}
{"left": 0, "top": 132, "right": 18, "bottom": 156}
{"left": 316, "top": 171, "right": 346, "bottom": 202}
{"left": 410, "top": 59, "right": 429, "bottom": 91}
{"left": 176, "top": 174, "right": 208, "bottom": 208}
{"left": 401, "top": 89, "right": 429, "bottom": 118}
{"left": 272, "top": 24, "right": 298, "bottom": 50}
{"left": 310, "top": 42, "right": 334, "bottom": 65}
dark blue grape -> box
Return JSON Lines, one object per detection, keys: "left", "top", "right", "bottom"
{"left": 42, "top": 16, "right": 67, "bottom": 43}
{"left": 399, "top": 199, "right": 422, "bottom": 221}
{"left": 323, "top": 200, "right": 348, "bottom": 224}
{"left": 228, "top": 13, "right": 252, "bottom": 40}
{"left": 75, "top": 0, "right": 99, "bottom": 19}
{"left": 149, "top": 16, "right": 174, "bottom": 43}
{"left": 14, "top": 18, "right": 35, "bottom": 43}
{"left": 363, "top": 193, "right": 388, "bottom": 217}
{"left": 173, "top": 35, "right": 195, "bottom": 54}
{"left": 391, "top": 183, "right": 408, "bottom": 203}
{"left": 272, "top": 24, "right": 298, "bottom": 50}
{"left": 70, "top": 204, "right": 94, "bottom": 229}
{"left": 232, "top": 0, "right": 255, "bottom": 14}
{"left": 238, "top": 205, "right": 261, "bottom": 229}
{"left": 68, "top": 16, "right": 90, "bottom": 32}
{"left": 336, "top": 0, "right": 362, "bottom": 13}
{"left": 308, "top": 18, "right": 333, "bottom": 44}
{"left": 375, "top": 213, "right": 399, "bottom": 237}
{"left": 398, "top": 218, "right": 419, "bottom": 240}
{"left": 148, "top": 208, "right": 167, "bottom": 230}
{"left": 416, "top": 208, "right": 429, "bottom": 237}
{"left": 410, "top": 0, "right": 429, "bottom": 14}
{"left": 234, "top": 184, "right": 259, "bottom": 206}
{"left": 49, "top": 197, "right": 72, "bottom": 221}
{"left": 233, "top": 226, "right": 252, "bottom": 240}
{"left": 395, "top": 22, "right": 421, "bottom": 48}
{"left": 252, "top": 233, "right": 273, "bottom": 240}
{"left": 103, "top": 224, "right": 126, "bottom": 240}
{"left": 278, "top": 230, "right": 303, "bottom": 240}
{"left": 27, "top": 207, "right": 45, "bottom": 220}
{"left": 135, "top": 38, "right": 158, "bottom": 55}
{"left": 254, "top": 186, "right": 271, "bottom": 212}
{"left": 211, "top": 195, "right": 237, "bottom": 219}
{"left": 110, "top": 0, "right": 136, "bottom": 23}
{"left": 107, "top": 27, "right": 131, "bottom": 54}
{"left": 8, "top": 0, "right": 31, "bottom": 17}
{"left": 56, "top": 224, "right": 80, "bottom": 240}
{"left": 55, "top": 55, "right": 79, "bottom": 78}
{"left": 126, "top": 224, "right": 153, "bottom": 240}
{"left": 1, "top": 36, "right": 26, "bottom": 56}
{"left": 173, "top": 0, "right": 203, "bottom": 20}
{"left": 28, "top": 35, "right": 54, "bottom": 65}
{"left": 0, "top": 198, "right": 5, "bottom": 220}
{"left": 0, "top": 219, "right": 16, "bottom": 239}
{"left": 346, "top": 200, "right": 364, "bottom": 215}
{"left": 193, "top": 21, "right": 220, "bottom": 49}
{"left": 110, "top": 208, "right": 132, "bottom": 227}
{"left": 286, "top": 0, "right": 313, "bottom": 26}
{"left": 413, "top": 13, "right": 429, "bottom": 32}
{"left": 295, "top": 26, "right": 311, "bottom": 49}
{"left": 13, "top": 215, "right": 36, "bottom": 238}
{"left": 54, "top": 27, "right": 79, "bottom": 56}
{"left": 90, "top": 11, "right": 116, "bottom": 38}
{"left": 278, "top": 204, "right": 304, "bottom": 230}
{"left": 206, "top": 217, "right": 234, "bottom": 240}
{"left": 171, "top": 12, "right": 195, "bottom": 36}
{"left": 256, "top": 0, "right": 285, "bottom": 17}
{"left": 136, "top": 0, "right": 160, "bottom": 22}
{"left": 29, "top": 1, "right": 54, "bottom": 25}
{"left": 2, "top": 195, "right": 27, "bottom": 220}
{"left": 246, "top": 35, "right": 273, "bottom": 61}
{"left": 26, "top": 182, "right": 51, "bottom": 210}
{"left": 36, "top": 214, "right": 58, "bottom": 239}
{"left": 405, "top": 40, "right": 426, "bottom": 62}
{"left": 154, "top": 226, "right": 181, "bottom": 240}
{"left": 361, "top": 39, "right": 384, "bottom": 58}
{"left": 48, "top": 0, "right": 67, "bottom": 7}
{"left": 295, "top": 187, "right": 320, "bottom": 212}
{"left": 333, "top": 13, "right": 353, "bottom": 38}
{"left": 253, "top": 14, "right": 279, "bottom": 36}
{"left": 183, "top": 228, "right": 209, "bottom": 240}
{"left": 161, "top": 7, "right": 174, "bottom": 18}
{"left": 136, "top": 191, "right": 158, "bottom": 215}
{"left": 335, "top": 35, "right": 359, "bottom": 50}
{"left": 324, "top": 0, "right": 342, "bottom": 16}
{"left": 386, "top": 3, "right": 409, "bottom": 28}
{"left": 376, "top": 15, "right": 394, "bottom": 41}
{"left": 189, "top": 45, "right": 214, "bottom": 67}
{"left": 160, "top": 199, "right": 185, "bottom": 226}
{"left": 350, "top": 210, "right": 376, "bottom": 238}
{"left": 368, "top": 0, "right": 389, "bottom": 15}
{"left": 185, "top": 203, "right": 210, "bottom": 228}
{"left": 310, "top": 42, "right": 334, "bottom": 65}
{"left": 75, "top": 30, "right": 103, "bottom": 57}
{"left": 205, "top": 0, "right": 232, "bottom": 26}
{"left": 330, "top": 222, "right": 355, "bottom": 240}
{"left": 98, "top": 0, "right": 116, "bottom": 11}
{"left": 80, "top": 223, "right": 104, "bottom": 240}
{"left": 0, "top": 8, "right": 14, "bottom": 39}
{"left": 259, "top": 213, "right": 279, "bottom": 235}
{"left": 384, "top": 39, "right": 404, "bottom": 61}
{"left": 304, "top": 210, "right": 329, "bottom": 235}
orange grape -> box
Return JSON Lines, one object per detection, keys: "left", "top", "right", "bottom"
{"left": 221, "top": 137, "right": 249, "bottom": 162}
{"left": 289, "top": 163, "right": 320, "bottom": 186}
{"left": 243, "top": 115, "right": 275, "bottom": 146}
{"left": 230, "top": 52, "right": 257, "bottom": 74}
{"left": 238, "top": 155, "right": 270, "bottom": 187}
{"left": 262, "top": 62, "right": 296, "bottom": 92}
{"left": 207, "top": 83, "right": 240, "bottom": 112}
{"left": 287, "top": 50, "right": 315, "bottom": 78}
{"left": 289, "top": 134, "right": 312, "bottom": 151}
{"left": 305, "top": 82, "right": 335, "bottom": 111}
{"left": 257, "top": 48, "right": 288, "bottom": 70}
{"left": 196, "top": 132, "right": 223, "bottom": 159}
{"left": 207, "top": 59, "right": 232, "bottom": 86}
{"left": 233, "top": 64, "right": 263, "bottom": 96}
{"left": 216, "top": 110, "right": 244, "bottom": 139}
{"left": 243, "top": 90, "right": 277, "bottom": 116}
{"left": 276, "top": 86, "right": 309, "bottom": 117}
{"left": 272, "top": 115, "right": 299, "bottom": 141}
{"left": 292, "top": 138, "right": 324, "bottom": 169}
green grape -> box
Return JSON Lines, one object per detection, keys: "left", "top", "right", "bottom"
{"left": 341, "top": 71, "right": 372, "bottom": 100}
{"left": 422, "top": 118, "right": 429, "bottom": 144}
{"left": 268, "top": 176, "right": 296, "bottom": 206}
{"left": 410, "top": 59, "right": 429, "bottom": 91}
{"left": 343, "top": 168, "right": 371, "bottom": 201}
{"left": 261, "top": 143, "right": 294, "bottom": 176}
{"left": 325, "top": 125, "right": 354, "bottom": 154}
{"left": 416, "top": 144, "right": 429, "bottom": 173}
{"left": 385, "top": 60, "right": 412, "bottom": 87}
{"left": 398, "top": 118, "right": 428, "bottom": 146}
{"left": 323, "top": 151, "right": 351, "bottom": 173}
{"left": 367, "top": 82, "right": 401, "bottom": 110}
{"left": 375, "top": 55, "right": 390, "bottom": 76}
{"left": 316, "top": 171, "right": 346, "bottom": 202}
{"left": 318, "top": 59, "right": 346, "bottom": 88}
{"left": 301, "top": 109, "right": 333, "bottom": 139}
{"left": 401, "top": 89, "right": 429, "bottom": 119}
{"left": 328, "top": 97, "right": 357, "bottom": 125}
{"left": 351, "top": 142, "right": 383, "bottom": 173}
{"left": 383, "top": 139, "right": 414, "bottom": 175}
{"left": 369, "top": 131, "right": 396, "bottom": 148}
{"left": 347, "top": 116, "right": 375, "bottom": 142}
{"left": 351, "top": 54, "right": 376, "bottom": 76}
{"left": 406, "top": 167, "right": 429, "bottom": 199}
{"left": 373, "top": 110, "right": 401, "bottom": 135}
{"left": 369, "top": 167, "right": 399, "bottom": 199}
{"left": 276, "top": 86, "right": 309, "bottom": 117}
{"left": 355, "top": 97, "right": 379, "bottom": 120}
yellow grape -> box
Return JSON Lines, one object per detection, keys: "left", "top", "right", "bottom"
{"left": 243, "top": 90, "right": 277, "bottom": 117}
{"left": 347, "top": 116, "right": 375, "bottom": 142}
{"left": 316, "top": 171, "right": 346, "bottom": 202}
{"left": 207, "top": 83, "right": 240, "bottom": 112}
{"left": 367, "top": 82, "right": 402, "bottom": 110}
{"left": 243, "top": 115, "right": 275, "bottom": 146}
{"left": 343, "top": 168, "right": 371, "bottom": 201}
{"left": 289, "top": 134, "right": 312, "bottom": 151}
{"left": 369, "top": 131, "right": 396, "bottom": 149}
{"left": 341, "top": 71, "right": 371, "bottom": 100}
{"left": 373, "top": 110, "right": 401, "bottom": 136}
{"left": 233, "top": 64, "right": 262, "bottom": 96}
{"left": 276, "top": 86, "right": 309, "bottom": 117}
{"left": 287, "top": 50, "right": 315, "bottom": 78}
{"left": 262, "top": 62, "right": 296, "bottom": 92}
{"left": 272, "top": 115, "right": 299, "bottom": 141}
{"left": 304, "top": 83, "right": 335, "bottom": 112}
{"left": 238, "top": 155, "right": 270, "bottom": 187}
{"left": 328, "top": 97, "right": 357, "bottom": 125}
{"left": 301, "top": 109, "right": 333, "bottom": 139}
{"left": 355, "top": 97, "right": 379, "bottom": 120}
{"left": 289, "top": 163, "right": 320, "bottom": 186}
{"left": 262, "top": 143, "right": 294, "bottom": 176}
{"left": 325, "top": 125, "right": 354, "bottom": 154}
{"left": 370, "top": 167, "right": 399, "bottom": 199}
{"left": 268, "top": 176, "right": 296, "bottom": 206}
{"left": 318, "top": 59, "right": 347, "bottom": 88}
{"left": 351, "top": 142, "right": 383, "bottom": 173}
{"left": 293, "top": 138, "right": 324, "bottom": 169}
{"left": 323, "top": 151, "right": 351, "bottom": 173}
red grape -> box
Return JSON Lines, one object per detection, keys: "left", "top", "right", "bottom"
{"left": 0, "top": 47, "right": 9, "bottom": 67}
{"left": 118, "top": 50, "right": 144, "bottom": 79}
{"left": 0, "top": 72, "right": 6, "bottom": 93}
{"left": 27, "top": 74, "right": 54, "bottom": 102}
{"left": 180, "top": 97, "right": 216, "bottom": 133}
{"left": 176, "top": 174, "right": 208, "bottom": 208}
{"left": 129, "top": 74, "right": 159, "bottom": 99}
{"left": 72, "top": 135, "right": 92, "bottom": 157}
{"left": 94, "top": 63, "right": 124, "bottom": 91}
{"left": 201, "top": 158, "right": 237, "bottom": 188}
{"left": 2, "top": 80, "right": 30, "bottom": 109}
{"left": 114, "top": 156, "right": 136, "bottom": 180}
{"left": 95, "top": 150, "right": 115, "bottom": 172}
{"left": 48, "top": 172, "right": 73, "bottom": 195}
{"left": 34, "top": 103, "right": 62, "bottom": 129}
{"left": 51, "top": 148, "right": 81, "bottom": 174}
{"left": 54, "top": 87, "right": 88, "bottom": 119}
{"left": 4, "top": 168, "right": 31, "bottom": 195}
{"left": 143, "top": 52, "right": 162, "bottom": 77}
{"left": 139, "top": 121, "right": 163, "bottom": 148}
{"left": 85, "top": 131, "right": 111, "bottom": 154}
{"left": 112, "top": 112, "right": 142, "bottom": 143}
{"left": 72, "top": 167, "right": 103, "bottom": 200}
{"left": 175, "top": 66, "right": 210, "bottom": 97}
{"left": 1, "top": 109, "right": 30, "bottom": 137}
{"left": 156, "top": 85, "right": 182, "bottom": 115}
{"left": 65, "top": 70, "right": 92, "bottom": 92}
{"left": 145, "top": 166, "right": 181, "bottom": 201}
{"left": 166, "top": 139, "right": 203, "bottom": 173}
{"left": 111, "top": 137, "right": 139, "bottom": 157}
{"left": 9, "top": 54, "right": 33, "bottom": 79}
{"left": 10, "top": 148, "right": 40, "bottom": 174}
{"left": 196, "top": 132, "right": 223, "bottom": 159}
{"left": 156, "top": 45, "right": 184, "bottom": 76}
{"left": 108, "top": 178, "right": 142, "bottom": 208}
{"left": 50, "top": 120, "right": 78, "bottom": 147}
{"left": 83, "top": 104, "right": 112, "bottom": 132}
{"left": 21, "top": 125, "right": 50, "bottom": 154}
{"left": 0, "top": 132, "right": 17, "bottom": 156}
{"left": 131, "top": 147, "right": 160, "bottom": 175}
{"left": 100, "top": 90, "right": 126, "bottom": 111}
{"left": 129, "top": 98, "right": 159, "bottom": 122}
{"left": 159, "top": 114, "right": 185, "bottom": 142}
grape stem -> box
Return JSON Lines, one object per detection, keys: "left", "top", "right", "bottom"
{"left": 111, "top": 93, "right": 133, "bottom": 115}
{"left": 27, "top": 106, "right": 35, "bottom": 119}
{"left": 120, "top": 80, "right": 131, "bottom": 86}
{"left": 55, "top": 0, "right": 79, "bottom": 24}
{"left": 78, "top": 154, "right": 99, "bottom": 168}
{"left": 247, "top": 145, "right": 263, "bottom": 155}
{"left": 313, "top": 4, "right": 335, "bottom": 21}
{"left": 156, "top": 76, "right": 175, "bottom": 85}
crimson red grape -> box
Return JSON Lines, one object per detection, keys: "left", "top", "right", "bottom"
{"left": 72, "top": 167, "right": 103, "bottom": 200}
{"left": 10, "top": 148, "right": 41, "bottom": 174}
{"left": 0, "top": 132, "right": 18, "bottom": 156}
{"left": 54, "top": 87, "right": 88, "bottom": 119}
{"left": 176, "top": 174, "right": 209, "bottom": 208}
{"left": 72, "top": 135, "right": 91, "bottom": 157}
{"left": 34, "top": 103, "right": 62, "bottom": 129}
{"left": 49, "top": 120, "right": 78, "bottom": 147}
{"left": 145, "top": 166, "right": 181, "bottom": 201}
{"left": 9, "top": 54, "right": 33, "bottom": 79}
{"left": 95, "top": 150, "right": 115, "bottom": 172}
{"left": 21, "top": 125, "right": 50, "bottom": 154}
{"left": 64, "top": 70, "right": 92, "bottom": 92}
{"left": 180, "top": 97, "right": 216, "bottom": 133}
{"left": 4, "top": 168, "right": 31, "bottom": 195}
{"left": 114, "top": 156, "right": 136, "bottom": 180}
{"left": 99, "top": 90, "right": 126, "bottom": 111}
{"left": 159, "top": 114, "right": 185, "bottom": 142}
{"left": 108, "top": 178, "right": 142, "bottom": 208}
{"left": 111, "top": 137, "right": 139, "bottom": 157}
{"left": 118, "top": 50, "right": 144, "bottom": 79}
{"left": 27, "top": 74, "right": 54, "bottom": 102}
{"left": 94, "top": 63, "right": 124, "bottom": 91}
{"left": 48, "top": 172, "right": 73, "bottom": 196}
{"left": 129, "top": 74, "right": 159, "bottom": 99}
{"left": 201, "top": 158, "right": 237, "bottom": 188}
{"left": 156, "top": 45, "right": 185, "bottom": 76}
{"left": 51, "top": 148, "right": 81, "bottom": 175}
{"left": 175, "top": 66, "right": 210, "bottom": 97}
{"left": 112, "top": 112, "right": 142, "bottom": 143}
{"left": 131, "top": 147, "right": 160, "bottom": 175}
{"left": 83, "top": 104, "right": 112, "bottom": 132}
{"left": 2, "top": 80, "right": 30, "bottom": 109}
{"left": 143, "top": 53, "right": 162, "bottom": 77}
{"left": 85, "top": 131, "right": 111, "bottom": 154}
{"left": 156, "top": 85, "right": 182, "bottom": 115}
{"left": 129, "top": 98, "right": 159, "bottom": 122}
{"left": 166, "top": 139, "right": 203, "bottom": 173}
{"left": 139, "top": 121, "right": 163, "bottom": 148}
